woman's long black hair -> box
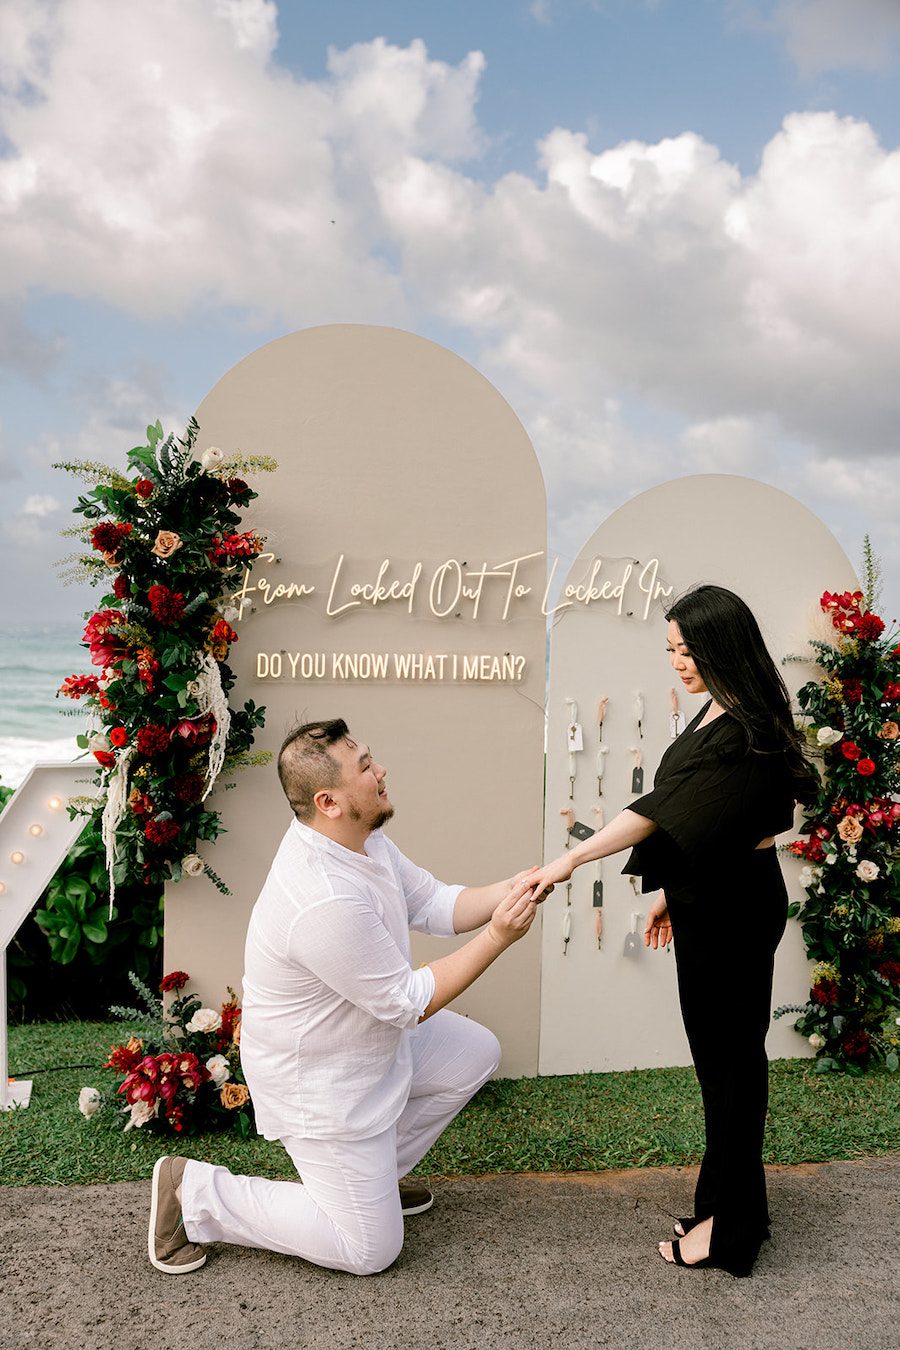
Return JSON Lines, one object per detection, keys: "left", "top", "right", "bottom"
{"left": 666, "top": 584, "right": 819, "bottom": 804}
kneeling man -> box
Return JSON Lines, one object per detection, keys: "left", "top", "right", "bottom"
{"left": 149, "top": 719, "right": 537, "bottom": 1275}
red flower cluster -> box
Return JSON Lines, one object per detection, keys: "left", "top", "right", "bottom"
{"left": 820, "top": 590, "right": 885, "bottom": 643}
{"left": 135, "top": 478, "right": 154, "bottom": 499}
{"left": 877, "top": 960, "right": 900, "bottom": 986}
{"left": 58, "top": 674, "right": 100, "bottom": 700}
{"left": 811, "top": 978, "right": 839, "bottom": 1007}
{"left": 104, "top": 1040, "right": 144, "bottom": 1074}
{"left": 83, "top": 609, "right": 126, "bottom": 669}
{"left": 216, "top": 994, "right": 241, "bottom": 1052}
{"left": 841, "top": 678, "right": 863, "bottom": 705}
{"left": 118, "top": 1051, "right": 210, "bottom": 1130}
{"left": 148, "top": 584, "right": 186, "bottom": 626}
{"left": 91, "top": 521, "right": 133, "bottom": 559}
{"left": 172, "top": 772, "right": 204, "bottom": 804}
{"left": 788, "top": 838, "right": 825, "bottom": 862}
{"left": 128, "top": 789, "right": 154, "bottom": 819}
{"left": 842, "top": 1029, "right": 871, "bottom": 1061}
{"left": 209, "top": 531, "right": 262, "bottom": 562}
{"left": 145, "top": 818, "right": 180, "bottom": 847}
{"left": 882, "top": 681, "right": 900, "bottom": 703}
{"left": 136, "top": 724, "right": 170, "bottom": 758}
{"left": 135, "top": 646, "right": 159, "bottom": 691}
{"left": 160, "top": 970, "right": 190, "bottom": 993}
{"left": 112, "top": 574, "right": 130, "bottom": 599}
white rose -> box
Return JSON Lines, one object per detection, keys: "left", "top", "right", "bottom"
{"left": 78, "top": 1087, "right": 101, "bottom": 1118}
{"left": 181, "top": 854, "right": 204, "bottom": 877}
{"left": 808, "top": 1033, "right": 826, "bottom": 1050}
{"left": 200, "top": 445, "right": 224, "bottom": 471}
{"left": 798, "top": 866, "right": 814, "bottom": 889}
{"left": 186, "top": 1007, "right": 222, "bottom": 1035}
{"left": 856, "top": 860, "right": 880, "bottom": 882}
{"left": 816, "top": 727, "right": 842, "bottom": 747}
{"left": 221, "top": 604, "right": 240, "bottom": 625}
{"left": 124, "top": 1099, "right": 159, "bottom": 1131}
{"left": 88, "top": 732, "right": 110, "bottom": 753}
{"left": 205, "top": 1054, "right": 231, "bottom": 1087}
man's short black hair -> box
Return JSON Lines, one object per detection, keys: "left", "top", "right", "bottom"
{"left": 277, "top": 720, "right": 350, "bottom": 821}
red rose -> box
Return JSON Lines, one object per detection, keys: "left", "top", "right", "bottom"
{"left": 856, "top": 612, "right": 885, "bottom": 641}
{"left": 147, "top": 584, "right": 186, "bottom": 626}
{"left": 160, "top": 970, "right": 190, "bottom": 993}
{"left": 841, "top": 741, "right": 860, "bottom": 760}
{"left": 857, "top": 759, "right": 876, "bottom": 777}
{"left": 109, "top": 727, "right": 128, "bottom": 747}
{"left": 135, "top": 478, "right": 154, "bottom": 499}
{"left": 93, "top": 749, "right": 115, "bottom": 768}
{"left": 136, "top": 724, "right": 171, "bottom": 758}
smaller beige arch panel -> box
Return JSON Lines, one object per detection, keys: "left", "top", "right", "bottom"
{"left": 540, "top": 474, "right": 858, "bottom": 1074}
{"left": 165, "top": 326, "right": 548, "bottom": 1075}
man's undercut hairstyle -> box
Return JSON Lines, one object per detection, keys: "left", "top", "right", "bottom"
{"left": 278, "top": 719, "right": 350, "bottom": 821}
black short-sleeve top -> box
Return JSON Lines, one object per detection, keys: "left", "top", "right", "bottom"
{"left": 622, "top": 701, "right": 797, "bottom": 898}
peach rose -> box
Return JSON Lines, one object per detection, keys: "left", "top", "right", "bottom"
{"left": 220, "top": 1082, "right": 250, "bottom": 1110}
{"left": 878, "top": 721, "right": 899, "bottom": 740}
{"left": 837, "top": 816, "right": 864, "bottom": 844}
{"left": 151, "top": 530, "right": 183, "bottom": 559}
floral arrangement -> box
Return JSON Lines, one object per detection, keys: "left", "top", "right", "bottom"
{"left": 79, "top": 971, "right": 252, "bottom": 1136}
{"left": 776, "top": 550, "right": 900, "bottom": 1072}
{"left": 55, "top": 420, "right": 275, "bottom": 900}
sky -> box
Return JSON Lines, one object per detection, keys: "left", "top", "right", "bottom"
{"left": 2, "top": 0, "right": 900, "bottom": 632}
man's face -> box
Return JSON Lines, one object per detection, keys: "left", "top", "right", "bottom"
{"left": 333, "top": 736, "right": 394, "bottom": 831}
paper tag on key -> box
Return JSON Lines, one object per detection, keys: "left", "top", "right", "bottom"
{"left": 567, "top": 722, "right": 584, "bottom": 752}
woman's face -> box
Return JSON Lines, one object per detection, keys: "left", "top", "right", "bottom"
{"left": 667, "top": 619, "right": 709, "bottom": 695}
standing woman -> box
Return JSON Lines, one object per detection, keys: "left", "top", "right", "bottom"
{"left": 531, "top": 585, "right": 817, "bottom": 1277}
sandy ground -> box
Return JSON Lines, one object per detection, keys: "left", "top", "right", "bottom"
{"left": 1, "top": 1157, "right": 898, "bottom": 1350}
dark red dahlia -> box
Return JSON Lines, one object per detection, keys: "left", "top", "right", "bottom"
{"left": 877, "top": 960, "right": 900, "bottom": 986}
{"left": 226, "top": 477, "right": 250, "bottom": 501}
{"left": 90, "top": 521, "right": 132, "bottom": 558}
{"left": 112, "top": 574, "right": 130, "bottom": 600}
{"left": 160, "top": 970, "right": 190, "bottom": 993}
{"left": 148, "top": 584, "right": 186, "bottom": 626}
{"left": 842, "top": 1029, "right": 871, "bottom": 1061}
{"left": 882, "top": 681, "right": 900, "bottom": 702}
{"left": 136, "top": 724, "right": 170, "bottom": 758}
{"left": 856, "top": 612, "right": 885, "bottom": 641}
{"left": 811, "top": 978, "right": 839, "bottom": 1007}
{"left": 842, "top": 679, "right": 863, "bottom": 705}
{"left": 172, "top": 772, "right": 204, "bottom": 804}
{"left": 144, "top": 818, "right": 180, "bottom": 847}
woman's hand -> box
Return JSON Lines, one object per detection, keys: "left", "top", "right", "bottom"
{"left": 487, "top": 875, "right": 538, "bottom": 948}
{"left": 530, "top": 853, "right": 575, "bottom": 902}
{"left": 644, "top": 892, "right": 672, "bottom": 950}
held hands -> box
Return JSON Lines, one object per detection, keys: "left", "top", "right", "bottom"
{"left": 644, "top": 892, "right": 672, "bottom": 950}
{"left": 529, "top": 853, "right": 574, "bottom": 903}
{"left": 487, "top": 874, "right": 538, "bottom": 949}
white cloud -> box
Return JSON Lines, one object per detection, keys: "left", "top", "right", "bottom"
{"left": 768, "top": 0, "right": 900, "bottom": 75}
{"left": 19, "top": 493, "right": 60, "bottom": 517}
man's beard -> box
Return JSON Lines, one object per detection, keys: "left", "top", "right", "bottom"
{"left": 349, "top": 801, "right": 395, "bottom": 830}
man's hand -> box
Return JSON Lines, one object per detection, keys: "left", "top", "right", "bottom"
{"left": 487, "top": 875, "right": 538, "bottom": 949}
{"left": 644, "top": 892, "right": 672, "bottom": 950}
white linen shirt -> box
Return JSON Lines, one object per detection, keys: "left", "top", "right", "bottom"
{"left": 240, "top": 818, "right": 462, "bottom": 1142}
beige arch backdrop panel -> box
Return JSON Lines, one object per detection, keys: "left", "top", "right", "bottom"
{"left": 539, "top": 474, "right": 859, "bottom": 1075}
{"left": 165, "top": 325, "right": 548, "bottom": 1076}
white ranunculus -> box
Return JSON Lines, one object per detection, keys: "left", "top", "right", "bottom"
{"left": 798, "top": 866, "right": 821, "bottom": 889}
{"left": 221, "top": 603, "right": 240, "bottom": 625}
{"left": 181, "top": 854, "right": 204, "bottom": 877}
{"left": 808, "top": 1033, "right": 826, "bottom": 1050}
{"left": 88, "top": 732, "right": 110, "bottom": 753}
{"left": 205, "top": 1054, "right": 231, "bottom": 1087}
{"left": 124, "top": 1099, "right": 159, "bottom": 1131}
{"left": 78, "top": 1087, "right": 101, "bottom": 1118}
{"left": 816, "top": 727, "right": 843, "bottom": 747}
{"left": 186, "top": 1007, "right": 222, "bottom": 1035}
{"left": 856, "top": 860, "right": 880, "bottom": 882}
{"left": 200, "top": 445, "right": 224, "bottom": 471}
{"left": 825, "top": 852, "right": 838, "bottom": 865}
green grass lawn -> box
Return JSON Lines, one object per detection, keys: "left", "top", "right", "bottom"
{"left": 2, "top": 1020, "right": 898, "bottom": 1187}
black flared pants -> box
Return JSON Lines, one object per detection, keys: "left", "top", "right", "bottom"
{"left": 667, "top": 847, "right": 789, "bottom": 1276}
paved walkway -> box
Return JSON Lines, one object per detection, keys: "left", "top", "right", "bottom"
{"left": 2, "top": 1157, "right": 898, "bottom": 1349}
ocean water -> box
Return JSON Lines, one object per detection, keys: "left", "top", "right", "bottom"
{"left": 0, "top": 627, "right": 90, "bottom": 788}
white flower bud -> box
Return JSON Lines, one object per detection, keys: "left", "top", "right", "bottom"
{"left": 200, "top": 445, "right": 224, "bottom": 471}
{"left": 78, "top": 1087, "right": 101, "bottom": 1118}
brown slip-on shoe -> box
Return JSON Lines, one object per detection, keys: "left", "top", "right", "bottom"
{"left": 399, "top": 1178, "right": 434, "bottom": 1216}
{"left": 148, "top": 1156, "right": 207, "bottom": 1273}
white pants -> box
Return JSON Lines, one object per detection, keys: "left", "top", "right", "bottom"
{"left": 181, "top": 1010, "right": 501, "bottom": 1275}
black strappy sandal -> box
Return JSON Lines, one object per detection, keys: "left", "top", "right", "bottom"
{"left": 673, "top": 1215, "right": 700, "bottom": 1237}
{"left": 660, "top": 1238, "right": 713, "bottom": 1269}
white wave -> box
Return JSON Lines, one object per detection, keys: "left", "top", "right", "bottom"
{"left": 0, "top": 736, "right": 84, "bottom": 789}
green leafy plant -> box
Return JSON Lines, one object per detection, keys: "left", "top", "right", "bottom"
{"left": 776, "top": 548, "right": 900, "bottom": 1072}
